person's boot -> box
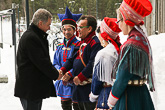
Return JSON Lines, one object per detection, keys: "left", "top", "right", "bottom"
{"left": 61, "top": 100, "right": 72, "bottom": 110}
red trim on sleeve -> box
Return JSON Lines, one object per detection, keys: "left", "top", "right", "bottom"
{"left": 68, "top": 71, "right": 73, "bottom": 77}
{"left": 60, "top": 67, "right": 67, "bottom": 74}
{"left": 77, "top": 72, "right": 87, "bottom": 82}
{"left": 111, "top": 91, "right": 119, "bottom": 99}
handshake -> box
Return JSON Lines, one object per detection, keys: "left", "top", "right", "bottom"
{"left": 57, "top": 70, "right": 70, "bottom": 81}
{"left": 57, "top": 70, "right": 81, "bottom": 86}
{"left": 57, "top": 69, "right": 64, "bottom": 80}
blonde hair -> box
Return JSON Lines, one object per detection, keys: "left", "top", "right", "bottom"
{"left": 116, "top": 8, "right": 123, "bottom": 20}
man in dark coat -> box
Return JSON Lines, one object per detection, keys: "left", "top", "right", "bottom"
{"left": 14, "top": 9, "right": 62, "bottom": 110}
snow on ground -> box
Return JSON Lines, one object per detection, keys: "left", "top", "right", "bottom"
{"left": 0, "top": 31, "right": 165, "bottom": 110}
{"left": 149, "top": 33, "right": 165, "bottom": 109}
{"left": 0, "top": 44, "right": 62, "bottom": 110}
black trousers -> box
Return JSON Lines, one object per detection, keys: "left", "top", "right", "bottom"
{"left": 20, "top": 98, "right": 43, "bottom": 110}
{"left": 73, "top": 102, "right": 79, "bottom": 110}
{"left": 61, "top": 100, "right": 72, "bottom": 110}
{"left": 77, "top": 102, "right": 96, "bottom": 110}
{"left": 61, "top": 99, "right": 80, "bottom": 110}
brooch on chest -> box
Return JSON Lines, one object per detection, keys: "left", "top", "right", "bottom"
{"left": 62, "top": 47, "right": 71, "bottom": 50}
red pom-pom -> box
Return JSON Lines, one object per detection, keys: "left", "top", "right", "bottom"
{"left": 101, "top": 32, "right": 109, "bottom": 41}
{"left": 125, "top": 20, "right": 135, "bottom": 27}
{"left": 139, "top": 21, "right": 144, "bottom": 25}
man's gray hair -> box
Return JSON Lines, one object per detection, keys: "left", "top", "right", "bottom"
{"left": 32, "top": 8, "right": 52, "bottom": 25}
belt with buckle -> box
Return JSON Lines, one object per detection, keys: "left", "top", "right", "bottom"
{"left": 103, "top": 82, "right": 112, "bottom": 88}
{"left": 128, "top": 79, "right": 146, "bottom": 86}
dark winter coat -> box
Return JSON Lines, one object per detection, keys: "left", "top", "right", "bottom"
{"left": 14, "top": 23, "right": 59, "bottom": 100}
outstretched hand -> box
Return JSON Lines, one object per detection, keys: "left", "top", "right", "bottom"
{"left": 62, "top": 72, "right": 71, "bottom": 82}
{"left": 57, "top": 70, "right": 63, "bottom": 80}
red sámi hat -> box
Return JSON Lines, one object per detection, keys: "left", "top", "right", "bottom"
{"left": 120, "top": 0, "right": 153, "bottom": 26}
{"left": 100, "top": 17, "right": 121, "bottom": 40}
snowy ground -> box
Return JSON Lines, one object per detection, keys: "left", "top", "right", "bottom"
{"left": 0, "top": 43, "right": 62, "bottom": 110}
{"left": 0, "top": 31, "right": 165, "bottom": 109}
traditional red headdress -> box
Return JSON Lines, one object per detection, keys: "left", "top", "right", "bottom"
{"left": 120, "top": 0, "right": 152, "bottom": 26}
{"left": 100, "top": 17, "right": 121, "bottom": 53}
{"left": 100, "top": 17, "right": 121, "bottom": 40}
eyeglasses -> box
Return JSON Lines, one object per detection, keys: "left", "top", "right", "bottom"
{"left": 116, "top": 18, "right": 123, "bottom": 24}
{"left": 77, "top": 26, "right": 89, "bottom": 30}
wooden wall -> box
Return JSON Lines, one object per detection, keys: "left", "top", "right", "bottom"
{"left": 145, "top": 0, "right": 165, "bottom": 36}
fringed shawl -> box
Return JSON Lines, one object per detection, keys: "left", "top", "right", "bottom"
{"left": 112, "top": 27, "right": 155, "bottom": 91}
{"left": 93, "top": 43, "right": 118, "bottom": 84}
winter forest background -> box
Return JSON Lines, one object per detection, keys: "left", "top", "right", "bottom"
{"left": 0, "top": 0, "right": 122, "bottom": 21}
{"left": 0, "top": 0, "right": 165, "bottom": 35}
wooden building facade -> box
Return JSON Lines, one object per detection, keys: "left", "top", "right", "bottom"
{"left": 145, "top": 0, "right": 165, "bottom": 35}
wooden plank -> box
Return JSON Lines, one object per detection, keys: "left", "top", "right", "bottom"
{"left": 163, "top": 0, "right": 165, "bottom": 33}
{"left": 151, "top": 0, "right": 156, "bottom": 35}
{"left": 155, "top": 0, "right": 158, "bottom": 34}
{"left": 161, "top": 0, "right": 163, "bottom": 33}
{"left": 158, "top": 0, "right": 162, "bottom": 33}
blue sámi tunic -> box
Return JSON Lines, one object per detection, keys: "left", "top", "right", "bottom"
{"left": 53, "top": 36, "right": 78, "bottom": 99}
